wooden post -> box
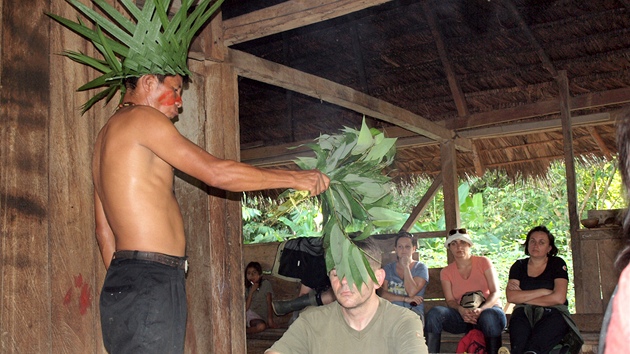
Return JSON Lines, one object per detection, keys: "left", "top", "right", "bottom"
{"left": 204, "top": 59, "right": 245, "bottom": 354}
{"left": 441, "top": 140, "right": 460, "bottom": 264}
{"left": 558, "top": 70, "right": 583, "bottom": 313}
{"left": 1, "top": 1, "right": 53, "bottom": 352}
{"left": 182, "top": 9, "right": 246, "bottom": 351}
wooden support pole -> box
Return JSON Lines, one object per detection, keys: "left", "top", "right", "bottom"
{"left": 558, "top": 70, "right": 583, "bottom": 313}
{"left": 183, "top": 13, "right": 246, "bottom": 353}
{"left": 401, "top": 172, "right": 443, "bottom": 232}
{"left": 441, "top": 140, "right": 460, "bottom": 264}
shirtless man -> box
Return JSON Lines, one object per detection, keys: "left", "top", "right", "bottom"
{"left": 94, "top": 74, "right": 329, "bottom": 353}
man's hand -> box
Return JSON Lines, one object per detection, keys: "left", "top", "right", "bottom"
{"left": 296, "top": 170, "right": 330, "bottom": 196}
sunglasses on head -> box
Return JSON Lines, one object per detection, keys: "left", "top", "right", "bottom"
{"left": 449, "top": 228, "right": 467, "bottom": 236}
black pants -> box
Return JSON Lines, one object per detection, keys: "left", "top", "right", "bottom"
{"left": 508, "top": 306, "right": 569, "bottom": 354}
{"left": 100, "top": 258, "right": 187, "bottom": 354}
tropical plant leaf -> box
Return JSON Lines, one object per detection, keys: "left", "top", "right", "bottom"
{"left": 292, "top": 117, "right": 398, "bottom": 289}
{"left": 47, "top": 0, "right": 225, "bottom": 114}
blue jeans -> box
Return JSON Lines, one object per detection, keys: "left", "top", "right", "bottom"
{"left": 425, "top": 305, "right": 506, "bottom": 337}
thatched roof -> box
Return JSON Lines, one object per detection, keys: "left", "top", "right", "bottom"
{"left": 214, "top": 0, "right": 630, "bottom": 180}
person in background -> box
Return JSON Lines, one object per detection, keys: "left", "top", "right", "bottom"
{"left": 245, "top": 262, "right": 276, "bottom": 334}
{"left": 271, "top": 237, "right": 335, "bottom": 321}
{"left": 601, "top": 110, "right": 630, "bottom": 354}
{"left": 424, "top": 228, "right": 506, "bottom": 354}
{"left": 265, "top": 238, "right": 428, "bottom": 354}
{"left": 506, "top": 226, "right": 583, "bottom": 354}
{"left": 378, "top": 231, "right": 429, "bottom": 322}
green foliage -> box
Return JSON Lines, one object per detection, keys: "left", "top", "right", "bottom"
{"left": 242, "top": 193, "right": 322, "bottom": 243}
{"left": 295, "top": 118, "right": 403, "bottom": 291}
{"left": 243, "top": 151, "right": 622, "bottom": 313}
{"left": 390, "top": 158, "right": 623, "bottom": 311}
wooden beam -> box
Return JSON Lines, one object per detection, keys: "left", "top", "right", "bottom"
{"left": 471, "top": 142, "right": 484, "bottom": 177}
{"left": 457, "top": 112, "right": 612, "bottom": 139}
{"left": 401, "top": 172, "right": 443, "bottom": 232}
{"left": 241, "top": 112, "right": 613, "bottom": 166}
{"left": 480, "top": 152, "right": 601, "bottom": 168}
{"left": 558, "top": 70, "right": 584, "bottom": 313}
{"left": 372, "top": 230, "right": 448, "bottom": 240}
{"left": 222, "top": 0, "right": 393, "bottom": 46}
{"left": 448, "top": 87, "right": 630, "bottom": 130}
{"left": 587, "top": 126, "right": 613, "bottom": 159}
{"left": 441, "top": 140, "right": 460, "bottom": 264}
{"left": 228, "top": 49, "right": 473, "bottom": 150}
{"left": 422, "top": 2, "right": 469, "bottom": 117}
{"left": 505, "top": 0, "right": 557, "bottom": 77}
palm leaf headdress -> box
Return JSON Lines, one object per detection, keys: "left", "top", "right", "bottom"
{"left": 47, "top": 0, "right": 224, "bottom": 114}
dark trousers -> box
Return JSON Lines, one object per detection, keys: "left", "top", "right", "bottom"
{"left": 100, "top": 258, "right": 187, "bottom": 354}
{"left": 508, "top": 306, "right": 569, "bottom": 354}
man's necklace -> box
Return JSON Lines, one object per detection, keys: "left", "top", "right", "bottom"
{"left": 117, "top": 102, "right": 135, "bottom": 110}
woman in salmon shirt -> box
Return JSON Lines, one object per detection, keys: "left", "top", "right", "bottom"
{"left": 424, "top": 228, "right": 506, "bottom": 354}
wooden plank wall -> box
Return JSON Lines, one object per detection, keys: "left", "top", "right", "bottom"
{"left": 1, "top": 1, "right": 53, "bottom": 352}
{"left": 2, "top": 1, "right": 242, "bottom": 353}
{"left": 2, "top": 0, "right": 111, "bottom": 352}
{"left": 49, "top": 0, "right": 108, "bottom": 351}
{"left": 578, "top": 228, "right": 624, "bottom": 313}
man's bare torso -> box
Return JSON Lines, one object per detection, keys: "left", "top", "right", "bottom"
{"left": 93, "top": 106, "right": 186, "bottom": 258}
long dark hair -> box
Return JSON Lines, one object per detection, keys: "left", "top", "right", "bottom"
{"left": 616, "top": 110, "right": 630, "bottom": 270}
{"left": 524, "top": 226, "right": 559, "bottom": 257}
{"left": 245, "top": 261, "right": 263, "bottom": 288}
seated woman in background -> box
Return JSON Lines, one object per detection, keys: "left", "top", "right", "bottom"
{"left": 506, "top": 226, "right": 583, "bottom": 354}
{"left": 424, "top": 228, "right": 506, "bottom": 354}
{"left": 245, "top": 262, "right": 276, "bottom": 334}
{"left": 378, "top": 231, "right": 429, "bottom": 322}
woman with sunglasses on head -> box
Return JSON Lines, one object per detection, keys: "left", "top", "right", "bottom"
{"left": 424, "top": 228, "right": 506, "bottom": 354}
{"left": 506, "top": 226, "right": 583, "bottom": 354}
{"left": 378, "top": 231, "right": 429, "bottom": 323}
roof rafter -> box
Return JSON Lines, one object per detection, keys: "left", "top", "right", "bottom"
{"left": 447, "top": 86, "right": 630, "bottom": 129}
{"left": 241, "top": 112, "right": 611, "bottom": 167}
{"left": 222, "top": 0, "right": 394, "bottom": 46}
{"left": 504, "top": 0, "right": 557, "bottom": 77}
{"left": 227, "top": 49, "right": 473, "bottom": 151}
{"left": 422, "top": 1, "right": 469, "bottom": 117}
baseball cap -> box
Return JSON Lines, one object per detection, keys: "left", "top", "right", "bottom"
{"left": 445, "top": 228, "right": 474, "bottom": 247}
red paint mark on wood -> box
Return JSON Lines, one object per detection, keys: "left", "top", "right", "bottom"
{"left": 63, "top": 287, "right": 73, "bottom": 306}
{"left": 79, "top": 283, "right": 91, "bottom": 315}
{"left": 63, "top": 273, "right": 92, "bottom": 315}
{"left": 74, "top": 274, "right": 83, "bottom": 288}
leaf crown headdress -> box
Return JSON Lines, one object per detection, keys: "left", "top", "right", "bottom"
{"left": 47, "top": 0, "right": 224, "bottom": 114}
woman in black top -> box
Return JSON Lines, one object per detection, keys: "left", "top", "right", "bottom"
{"left": 506, "top": 226, "right": 581, "bottom": 354}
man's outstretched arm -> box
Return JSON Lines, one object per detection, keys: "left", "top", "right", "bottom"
{"left": 139, "top": 110, "right": 330, "bottom": 195}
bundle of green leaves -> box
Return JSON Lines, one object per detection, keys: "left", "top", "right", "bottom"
{"left": 292, "top": 118, "right": 399, "bottom": 290}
